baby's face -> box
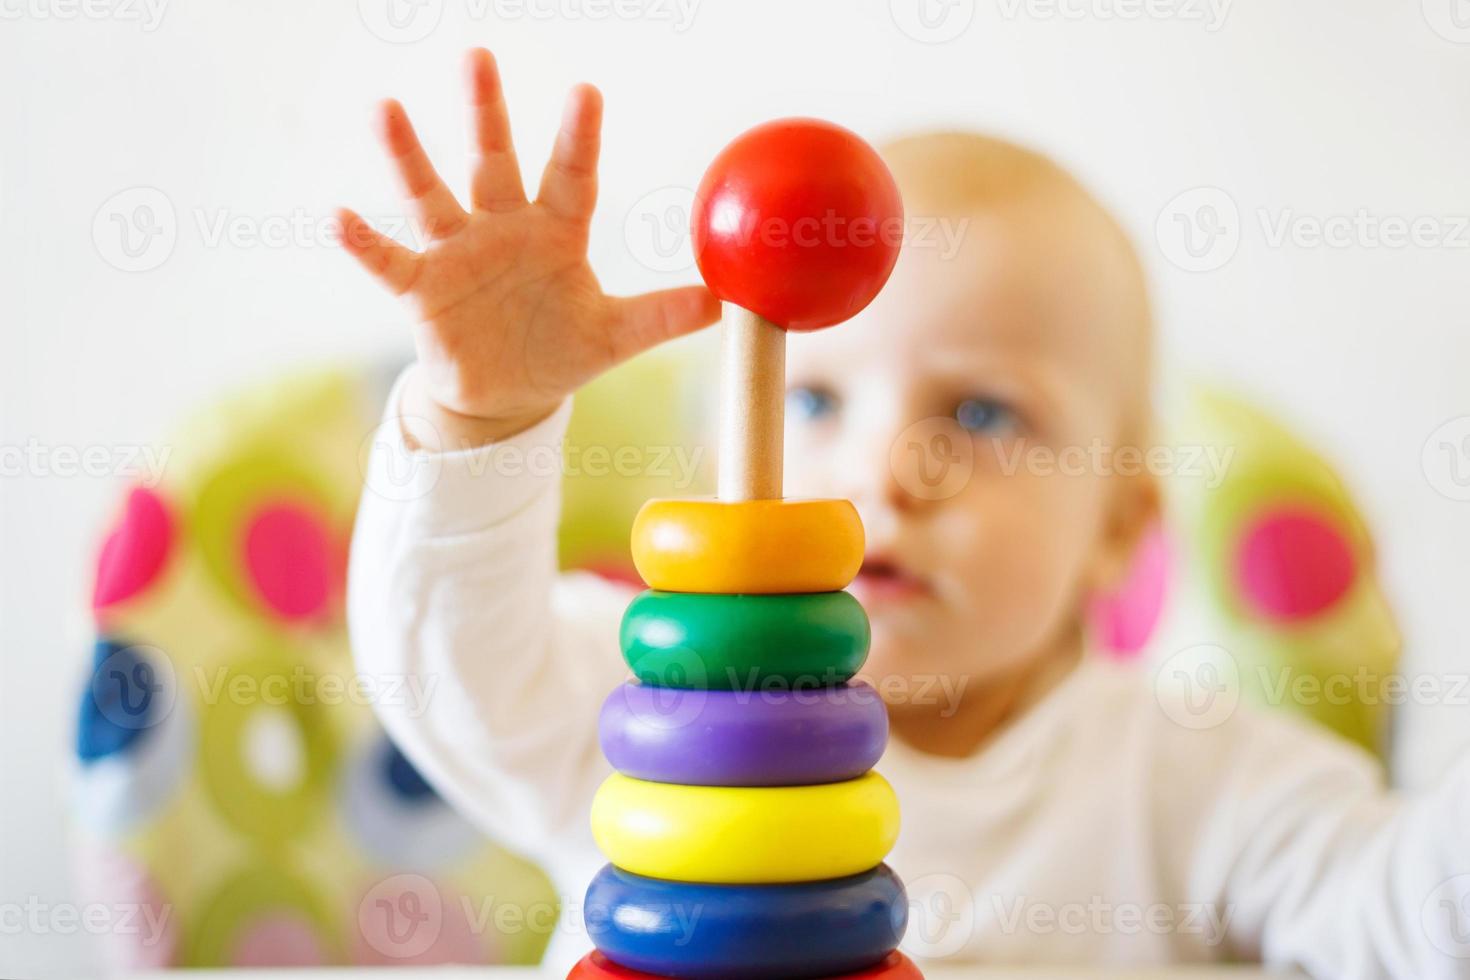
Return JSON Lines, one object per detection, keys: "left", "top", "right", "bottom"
{"left": 785, "top": 191, "right": 1152, "bottom": 712}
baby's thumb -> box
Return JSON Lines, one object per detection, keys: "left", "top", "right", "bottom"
{"left": 608, "top": 286, "right": 722, "bottom": 362}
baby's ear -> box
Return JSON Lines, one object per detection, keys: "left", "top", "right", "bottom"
{"left": 1090, "top": 467, "right": 1162, "bottom": 592}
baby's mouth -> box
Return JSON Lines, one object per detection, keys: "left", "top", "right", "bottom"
{"left": 851, "top": 553, "right": 932, "bottom": 605}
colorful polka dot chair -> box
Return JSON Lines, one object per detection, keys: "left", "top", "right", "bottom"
{"left": 1091, "top": 386, "right": 1401, "bottom": 759}
{"left": 79, "top": 360, "right": 1394, "bottom": 968}
{"left": 74, "top": 352, "right": 715, "bottom": 969}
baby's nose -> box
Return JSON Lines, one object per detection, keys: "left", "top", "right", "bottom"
{"left": 845, "top": 440, "right": 931, "bottom": 525}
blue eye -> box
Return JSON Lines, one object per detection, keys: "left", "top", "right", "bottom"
{"left": 955, "top": 397, "right": 1019, "bottom": 435}
{"left": 788, "top": 386, "right": 837, "bottom": 421}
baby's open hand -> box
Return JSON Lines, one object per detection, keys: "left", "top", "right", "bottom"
{"left": 339, "top": 48, "right": 720, "bottom": 447}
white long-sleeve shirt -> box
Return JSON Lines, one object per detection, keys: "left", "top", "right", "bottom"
{"left": 349, "top": 371, "right": 1470, "bottom": 979}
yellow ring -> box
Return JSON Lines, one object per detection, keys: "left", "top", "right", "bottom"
{"left": 590, "top": 772, "right": 898, "bottom": 884}
{"left": 631, "top": 498, "right": 864, "bottom": 594}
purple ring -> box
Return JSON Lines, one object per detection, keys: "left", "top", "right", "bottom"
{"left": 598, "top": 681, "right": 888, "bottom": 787}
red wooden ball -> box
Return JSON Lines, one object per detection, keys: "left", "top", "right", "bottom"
{"left": 691, "top": 118, "right": 904, "bottom": 332}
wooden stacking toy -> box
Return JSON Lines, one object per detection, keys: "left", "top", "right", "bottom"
{"left": 570, "top": 119, "right": 921, "bottom": 980}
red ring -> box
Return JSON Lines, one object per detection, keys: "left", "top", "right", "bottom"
{"left": 567, "top": 952, "right": 655, "bottom": 979}
{"left": 568, "top": 950, "right": 923, "bottom": 979}
{"left": 841, "top": 952, "right": 925, "bottom": 979}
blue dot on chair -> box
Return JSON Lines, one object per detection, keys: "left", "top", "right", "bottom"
{"left": 74, "top": 638, "right": 193, "bottom": 835}
{"left": 338, "top": 733, "right": 482, "bottom": 869}
{"left": 381, "top": 739, "right": 437, "bottom": 804}
{"left": 78, "top": 637, "right": 166, "bottom": 763}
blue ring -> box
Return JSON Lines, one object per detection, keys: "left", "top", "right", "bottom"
{"left": 585, "top": 863, "right": 906, "bottom": 979}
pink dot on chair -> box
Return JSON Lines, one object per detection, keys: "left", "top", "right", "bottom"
{"left": 352, "top": 878, "right": 486, "bottom": 965}
{"left": 73, "top": 841, "right": 179, "bottom": 968}
{"left": 94, "top": 487, "right": 175, "bottom": 612}
{"left": 232, "top": 915, "right": 329, "bottom": 967}
{"left": 1090, "top": 522, "right": 1170, "bottom": 659}
{"left": 1235, "top": 507, "right": 1356, "bottom": 622}
{"left": 243, "top": 502, "right": 335, "bottom": 622}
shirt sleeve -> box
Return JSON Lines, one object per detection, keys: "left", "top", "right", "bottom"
{"left": 1162, "top": 693, "right": 1470, "bottom": 978}
{"left": 347, "top": 366, "right": 631, "bottom": 868}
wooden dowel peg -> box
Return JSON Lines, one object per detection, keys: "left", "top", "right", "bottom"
{"left": 718, "top": 304, "right": 785, "bottom": 502}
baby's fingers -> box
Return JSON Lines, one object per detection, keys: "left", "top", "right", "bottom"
{"left": 606, "top": 285, "right": 722, "bottom": 362}
{"left": 337, "top": 208, "right": 423, "bottom": 295}
{"left": 466, "top": 48, "right": 526, "bottom": 211}
{"left": 537, "top": 84, "right": 602, "bottom": 225}
{"left": 377, "top": 100, "right": 469, "bottom": 240}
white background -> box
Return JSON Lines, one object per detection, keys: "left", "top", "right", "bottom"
{"left": 4, "top": 0, "right": 1470, "bottom": 974}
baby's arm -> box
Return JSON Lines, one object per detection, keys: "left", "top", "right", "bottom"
{"left": 348, "top": 379, "right": 625, "bottom": 859}
{"left": 1172, "top": 699, "right": 1470, "bottom": 977}
{"left": 340, "top": 49, "right": 719, "bottom": 857}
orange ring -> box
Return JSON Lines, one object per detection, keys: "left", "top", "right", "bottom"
{"left": 631, "top": 498, "right": 864, "bottom": 594}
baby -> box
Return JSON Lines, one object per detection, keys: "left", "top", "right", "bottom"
{"left": 344, "top": 49, "right": 1469, "bottom": 978}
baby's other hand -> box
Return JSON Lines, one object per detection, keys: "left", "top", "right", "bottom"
{"left": 339, "top": 48, "right": 720, "bottom": 447}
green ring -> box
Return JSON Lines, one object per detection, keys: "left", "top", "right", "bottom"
{"left": 620, "top": 590, "right": 869, "bottom": 690}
